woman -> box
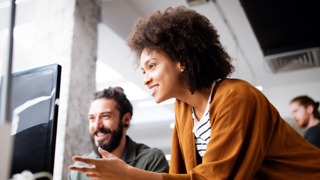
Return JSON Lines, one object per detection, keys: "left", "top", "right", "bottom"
{"left": 70, "top": 6, "right": 320, "bottom": 180}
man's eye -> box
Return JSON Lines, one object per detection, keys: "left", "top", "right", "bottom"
{"left": 142, "top": 71, "right": 146, "bottom": 74}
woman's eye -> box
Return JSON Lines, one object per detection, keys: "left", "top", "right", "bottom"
{"left": 149, "top": 64, "right": 155, "bottom": 69}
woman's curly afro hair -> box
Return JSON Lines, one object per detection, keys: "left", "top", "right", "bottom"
{"left": 126, "top": 6, "right": 234, "bottom": 94}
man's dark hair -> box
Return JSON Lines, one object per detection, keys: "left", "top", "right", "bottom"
{"left": 126, "top": 6, "right": 234, "bottom": 94}
{"left": 92, "top": 87, "right": 133, "bottom": 125}
{"left": 291, "top": 95, "right": 320, "bottom": 119}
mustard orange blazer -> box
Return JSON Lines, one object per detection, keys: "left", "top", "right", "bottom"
{"left": 162, "top": 79, "right": 320, "bottom": 180}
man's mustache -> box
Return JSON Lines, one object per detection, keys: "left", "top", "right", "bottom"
{"left": 91, "top": 128, "right": 112, "bottom": 136}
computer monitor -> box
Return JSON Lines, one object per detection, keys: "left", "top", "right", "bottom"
{"left": 1, "top": 64, "right": 61, "bottom": 176}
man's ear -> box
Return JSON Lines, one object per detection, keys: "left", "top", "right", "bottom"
{"left": 307, "top": 105, "right": 314, "bottom": 114}
{"left": 122, "top": 112, "right": 131, "bottom": 128}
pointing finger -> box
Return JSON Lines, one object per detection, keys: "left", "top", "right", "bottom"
{"left": 85, "top": 173, "right": 99, "bottom": 179}
{"left": 72, "top": 156, "right": 101, "bottom": 165}
{"left": 68, "top": 165, "right": 96, "bottom": 173}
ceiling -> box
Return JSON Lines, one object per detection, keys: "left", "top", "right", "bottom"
{"left": 240, "top": 0, "right": 320, "bottom": 56}
{"left": 1, "top": 0, "right": 320, "bottom": 155}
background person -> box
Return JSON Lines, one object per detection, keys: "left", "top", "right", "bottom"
{"left": 68, "top": 87, "right": 169, "bottom": 180}
{"left": 69, "top": 6, "right": 320, "bottom": 180}
{"left": 290, "top": 95, "right": 320, "bottom": 148}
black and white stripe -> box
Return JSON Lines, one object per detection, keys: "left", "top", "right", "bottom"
{"left": 192, "top": 79, "right": 220, "bottom": 157}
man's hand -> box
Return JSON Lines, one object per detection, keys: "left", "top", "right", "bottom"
{"left": 69, "top": 147, "right": 130, "bottom": 180}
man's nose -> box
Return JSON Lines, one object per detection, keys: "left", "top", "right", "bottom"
{"left": 94, "top": 117, "right": 103, "bottom": 130}
{"left": 143, "top": 71, "right": 151, "bottom": 85}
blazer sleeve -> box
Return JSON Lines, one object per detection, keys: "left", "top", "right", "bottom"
{"left": 162, "top": 124, "right": 190, "bottom": 180}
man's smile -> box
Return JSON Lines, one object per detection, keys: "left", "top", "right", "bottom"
{"left": 95, "top": 133, "right": 110, "bottom": 141}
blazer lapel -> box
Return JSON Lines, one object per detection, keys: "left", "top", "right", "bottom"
{"left": 179, "top": 102, "right": 198, "bottom": 171}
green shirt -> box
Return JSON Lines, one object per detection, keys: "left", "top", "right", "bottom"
{"left": 68, "top": 136, "right": 169, "bottom": 180}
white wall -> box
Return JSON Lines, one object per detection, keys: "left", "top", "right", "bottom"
{"left": 262, "top": 80, "right": 320, "bottom": 123}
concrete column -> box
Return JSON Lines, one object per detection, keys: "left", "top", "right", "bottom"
{"left": 31, "top": 0, "right": 99, "bottom": 179}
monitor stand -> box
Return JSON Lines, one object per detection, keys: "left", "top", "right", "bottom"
{"left": 0, "top": 123, "right": 13, "bottom": 180}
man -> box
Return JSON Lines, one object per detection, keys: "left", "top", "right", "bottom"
{"left": 290, "top": 95, "right": 320, "bottom": 148}
{"left": 69, "top": 87, "right": 169, "bottom": 180}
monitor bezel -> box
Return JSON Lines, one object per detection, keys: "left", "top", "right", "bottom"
{"left": 10, "top": 63, "right": 61, "bottom": 175}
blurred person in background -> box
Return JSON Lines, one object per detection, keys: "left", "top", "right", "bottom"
{"left": 290, "top": 95, "right": 320, "bottom": 148}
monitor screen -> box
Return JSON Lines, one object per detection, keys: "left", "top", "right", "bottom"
{"left": 2, "top": 64, "right": 61, "bottom": 176}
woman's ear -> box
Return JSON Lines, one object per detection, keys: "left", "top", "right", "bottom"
{"left": 179, "top": 62, "right": 186, "bottom": 72}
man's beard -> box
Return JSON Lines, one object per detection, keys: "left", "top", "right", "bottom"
{"left": 298, "top": 114, "right": 311, "bottom": 128}
{"left": 298, "top": 119, "right": 309, "bottom": 128}
{"left": 91, "top": 120, "right": 123, "bottom": 156}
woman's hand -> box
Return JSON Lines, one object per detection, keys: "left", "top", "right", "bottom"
{"left": 68, "top": 147, "right": 130, "bottom": 180}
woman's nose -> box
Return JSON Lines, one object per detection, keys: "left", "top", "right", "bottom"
{"left": 143, "top": 72, "right": 151, "bottom": 85}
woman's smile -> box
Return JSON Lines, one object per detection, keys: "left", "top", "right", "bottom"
{"left": 149, "top": 84, "right": 159, "bottom": 96}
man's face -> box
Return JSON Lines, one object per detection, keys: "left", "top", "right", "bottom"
{"left": 88, "top": 98, "right": 123, "bottom": 153}
{"left": 289, "top": 102, "right": 310, "bottom": 128}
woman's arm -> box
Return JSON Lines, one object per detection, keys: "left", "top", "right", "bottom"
{"left": 69, "top": 147, "right": 163, "bottom": 180}
{"left": 126, "top": 165, "right": 163, "bottom": 180}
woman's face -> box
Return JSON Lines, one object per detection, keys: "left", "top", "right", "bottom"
{"left": 140, "top": 49, "right": 185, "bottom": 103}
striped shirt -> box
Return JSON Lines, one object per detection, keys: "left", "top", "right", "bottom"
{"left": 192, "top": 80, "right": 219, "bottom": 157}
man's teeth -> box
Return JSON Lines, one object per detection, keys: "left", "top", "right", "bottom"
{"left": 96, "top": 132, "right": 105, "bottom": 137}
{"left": 151, "top": 85, "right": 159, "bottom": 92}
